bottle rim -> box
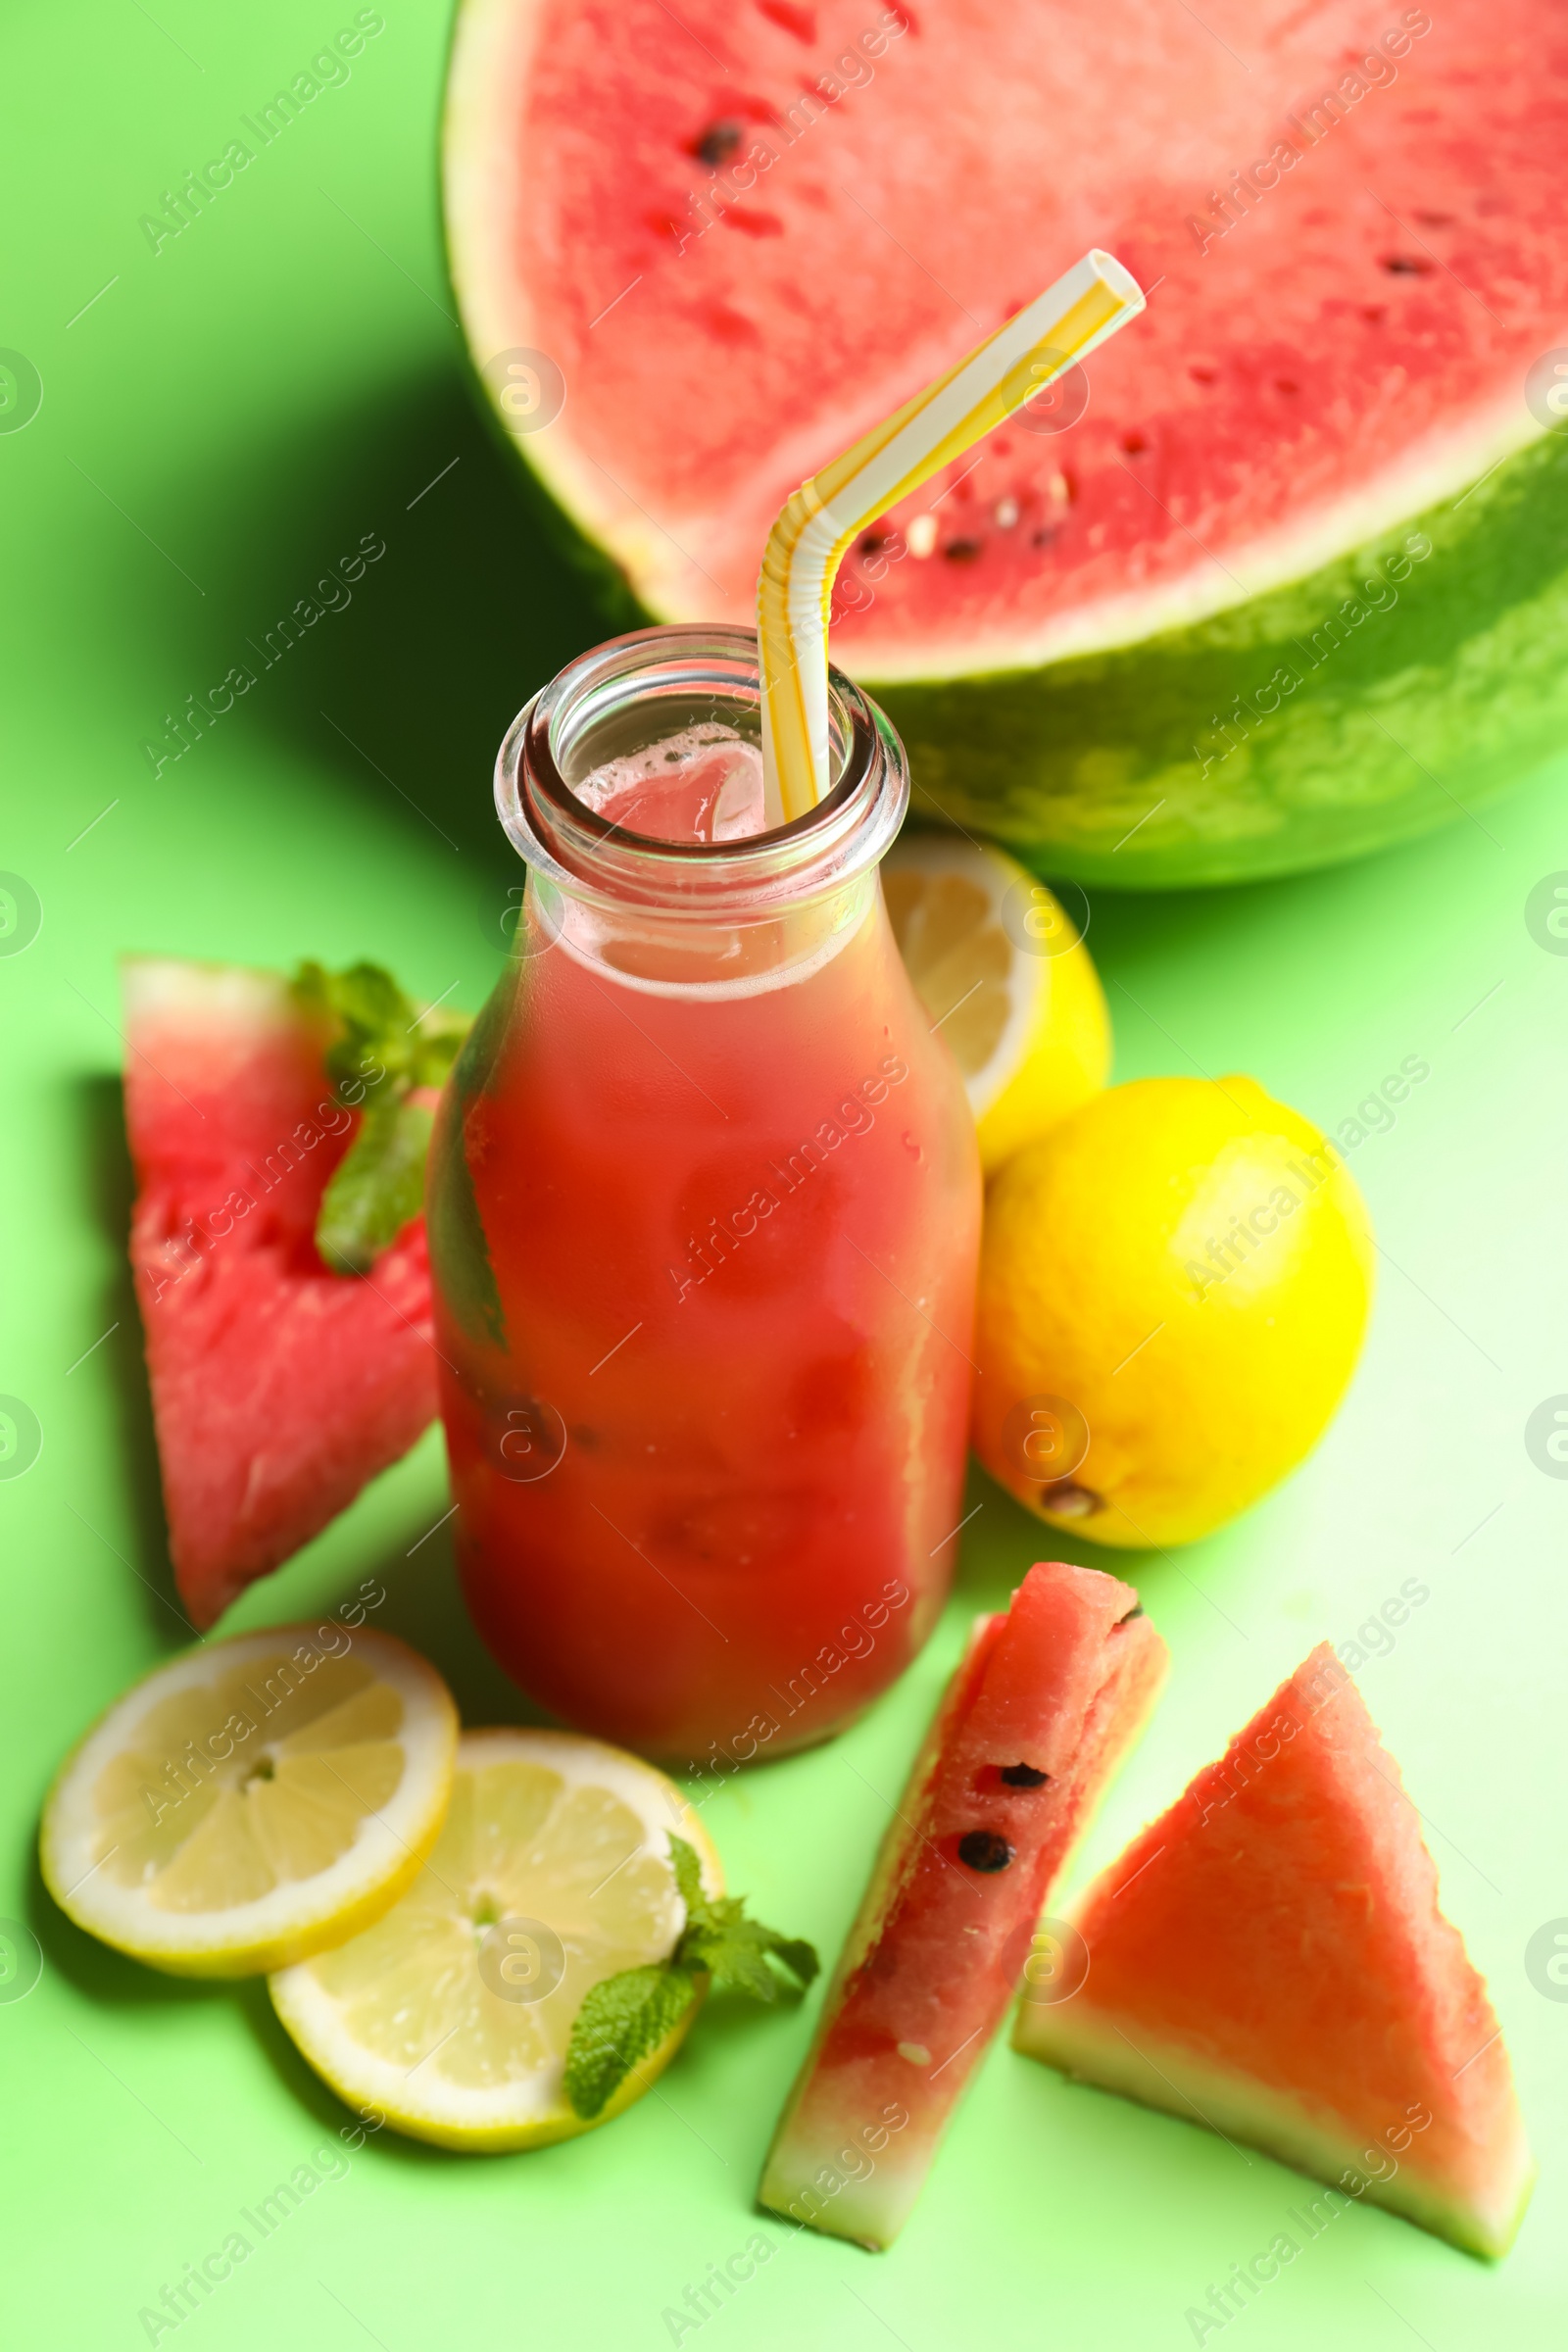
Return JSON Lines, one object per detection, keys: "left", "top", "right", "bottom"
{"left": 494, "top": 623, "right": 907, "bottom": 916}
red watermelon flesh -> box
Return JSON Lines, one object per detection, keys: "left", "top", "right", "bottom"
{"left": 448, "top": 0, "right": 1561, "bottom": 672}
{"left": 759, "top": 1562, "right": 1167, "bottom": 2247}
{"left": 122, "top": 957, "right": 438, "bottom": 1629}
{"left": 1014, "top": 1643, "right": 1533, "bottom": 2258}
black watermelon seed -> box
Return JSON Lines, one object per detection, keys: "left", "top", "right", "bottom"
{"left": 999, "top": 1763, "right": 1049, "bottom": 1788}
{"left": 957, "top": 1830, "right": 1014, "bottom": 1872}
{"left": 695, "top": 120, "right": 743, "bottom": 168}
{"left": 943, "top": 538, "right": 983, "bottom": 562}
{"left": 1117, "top": 1604, "right": 1145, "bottom": 1625}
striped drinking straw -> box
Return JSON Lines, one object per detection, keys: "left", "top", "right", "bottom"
{"left": 757, "top": 250, "right": 1147, "bottom": 827}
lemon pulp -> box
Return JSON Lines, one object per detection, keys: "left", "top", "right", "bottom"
{"left": 884, "top": 835, "right": 1108, "bottom": 1171}
{"left": 270, "top": 1729, "right": 722, "bottom": 2149}
{"left": 41, "top": 1628, "right": 457, "bottom": 1975}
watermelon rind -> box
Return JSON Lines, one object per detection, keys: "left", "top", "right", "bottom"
{"left": 756, "top": 1616, "right": 985, "bottom": 2250}
{"left": 441, "top": 0, "right": 647, "bottom": 637}
{"left": 880, "top": 430, "right": 1568, "bottom": 889}
{"left": 441, "top": 0, "right": 1568, "bottom": 890}
{"left": 1012, "top": 1645, "right": 1535, "bottom": 2260}
{"left": 758, "top": 1568, "right": 1167, "bottom": 2248}
{"left": 1016, "top": 1999, "right": 1534, "bottom": 2261}
{"left": 121, "top": 954, "right": 440, "bottom": 1626}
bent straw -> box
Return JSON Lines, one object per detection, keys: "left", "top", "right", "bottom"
{"left": 757, "top": 250, "right": 1147, "bottom": 826}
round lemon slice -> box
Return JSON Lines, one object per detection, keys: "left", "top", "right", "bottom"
{"left": 884, "top": 834, "right": 1109, "bottom": 1172}
{"left": 41, "top": 1627, "right": 458, "bottom": 1977}
{"left": 269, "top": 1728, "right": 723, "bottom": 2152}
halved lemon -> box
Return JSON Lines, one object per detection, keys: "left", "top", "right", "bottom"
{"left": 41, "top": 1627, "right": 458, "bottom": 1977}
{"left": 884, "top": 834, "right": 1109, "bottom": 1172}
{"left": 269, "top": 1728, "right": 723, "bottom": 2151}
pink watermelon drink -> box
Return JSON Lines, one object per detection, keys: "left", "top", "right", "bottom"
{"left": 1014, "top": 1644, "right": 1534, "bottom": 2258}
{"left": 426, "top": 627, "right": 980, "bottom": 1765}
{"left": 759, "top": 1562, "right": 1168, "bottom": 2247}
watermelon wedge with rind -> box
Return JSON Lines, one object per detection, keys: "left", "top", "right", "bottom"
{"left": 1013, "top": 1643, "right": 1533, "bottom": 2259}
{"left": 759, "top": 1562, "right": 1167, "bottom": 2247}
{"left": 122, "top": 957, "right": 439, "bottom": 1629}
{"left": 445, "top": 0, "right": 1568, "bottom": 887}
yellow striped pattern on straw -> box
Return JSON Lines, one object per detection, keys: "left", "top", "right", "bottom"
{"left": 757, "top": 249, "right": 1147, "bottom": 826}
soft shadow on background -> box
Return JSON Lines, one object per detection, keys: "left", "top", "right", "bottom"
{"left": 54, "top": 355, "right": 624, "bottom": 1679}
{"left": 67, "top": 1059, "right": 539, "bottom": 1714}
{"left": 71, "top": 1073, "right": 183, "bottom": 1642}
{"left": 169, "top": 361, "right": 612, "bottom": 882}
{"left": 68, "top": 1016, "right": 556, "bottom": 1728}
{"left": 95, "top": 335, "right": 1460, "bottom": 996}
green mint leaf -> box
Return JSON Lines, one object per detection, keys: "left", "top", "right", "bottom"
{"left": 564, "top": 1964, "right": 699, "bottom": 2121}
{"left": 686, "top": 1914, "right": 820, "bottom": 2002}
{"left": 702, "top": 1893, "right": 748, "bottom": 1932}
{"left": 296, "top": 959, "right": 418, "bottom": 1091}
{"left": 703, "top": 1936, "right": 782, "bottom": 2005}
{"left": 667, "top": 1835, "right": 710, "bottom": 1931}
{"left": 666, "top": 1835, "right": 819, "bottom": 1999}
{"left": 292, "top": 959, "right": 471, "bottom": 1096}
{"left": 409, "top": 1008, "right": 469, "bottom": 1093}
{"left": 290, "top": 959, "right": 471, "bottom": 1279}
{"left": 316, "top": 1095, "right": 435, "bottom": 1275}
{"left": 562, "top": 1838, "right": 819, "bottom": 2120}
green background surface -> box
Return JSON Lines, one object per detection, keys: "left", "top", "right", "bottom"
{"left": 3, "top": 6, "right": 1565, "bottom": 2347}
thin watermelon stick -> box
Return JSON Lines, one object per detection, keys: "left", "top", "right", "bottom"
{"left": 759, "top": 1561, "right": 1167, "bottom": 2248}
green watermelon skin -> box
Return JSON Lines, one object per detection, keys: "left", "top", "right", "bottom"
{"left": 886, "top": 433, "right": 1568, "bottom": 888}
{"left": 460, "top": 403, "right": 1568, "bottom": 891}
{"left": 453, "top": 397, "right": 1568, "bottom": 891}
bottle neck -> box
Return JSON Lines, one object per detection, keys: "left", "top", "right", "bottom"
{"left": 520, "top": 865, "right": 882, "bottom": 996}
{"left": 495, "top": 626, "right": 907, "bottom": 995}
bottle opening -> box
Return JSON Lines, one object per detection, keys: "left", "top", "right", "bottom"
{"left": 571, "top": 720, "right": 768, "bottom": 847}
{"left": 497, "top": 625, "right": 907, "bottom": 920}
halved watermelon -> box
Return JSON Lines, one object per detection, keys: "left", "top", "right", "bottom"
{"left": 122, "top": 958, "right": 438, "bottom": 1628}
{"left": 446, "top": 0, "right": 1568, "bottom": 887}
{"left": 759, "top": 1561, "right": 1166, "bottom": 2246}
{"left": 1013, "top": 1643, "right": 1533, "bottom": 2258}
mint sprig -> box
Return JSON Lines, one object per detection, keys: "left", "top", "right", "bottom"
{"left": 564, "top": 1835, "right": 818, "bottom": 2121}
{"left": 564, "top": 1966, "right": 703, "bottom": 2126}
{"left": 291, "top": 959, "right": 471, "bottom": 1275}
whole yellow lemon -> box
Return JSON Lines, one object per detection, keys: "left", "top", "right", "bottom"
{"left": 972, "top": 1076, "right": 1375, "bottom": 1548}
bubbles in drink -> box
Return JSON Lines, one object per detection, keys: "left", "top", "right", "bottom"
{"left": 574, "top": 724, "right": 768, "bottom": 845}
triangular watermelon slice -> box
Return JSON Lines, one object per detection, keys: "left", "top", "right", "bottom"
{"left": 760, "top": 1562, "right": 1167, "bottom": 2247}
{"left": 1014, "top": 1644, "right": 1533, "bottom": 2258}
{"left": 121, "top": 957, "right": 439, "bottom": 1629}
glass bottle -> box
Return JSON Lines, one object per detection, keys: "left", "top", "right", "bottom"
{"left": 427, "top": 626, "right": 981, "bottom": 1768}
